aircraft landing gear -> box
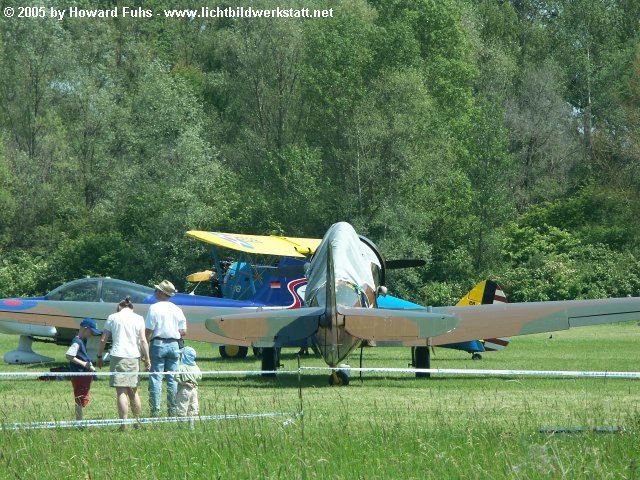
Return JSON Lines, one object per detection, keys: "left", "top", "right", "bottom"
{"left": 261, "top": 347, "right": 281, "bottom": 377}
{"left": 4, "top": 335, "right": 55, "bottom": 364}
{"left": 413, "top": 346, "right": 431, "bottom": 378}
{"left": 329, "top": 368, "right": 350, "bottom": 386}
{"left": 471, "top": 352, "right": 482, "bottom": 360}
{"left": 219, "top": 345, "right": 249, "bottom": 359}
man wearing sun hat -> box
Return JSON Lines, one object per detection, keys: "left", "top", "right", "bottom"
{"left": 145, "top": 280, "right": 187, "bottom": 417}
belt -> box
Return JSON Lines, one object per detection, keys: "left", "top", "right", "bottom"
{"left": 153, "top": 337, "right": 179, "bottom": 342}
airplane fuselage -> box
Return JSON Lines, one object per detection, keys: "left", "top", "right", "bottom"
{"left": 304, "top": 222, "right": 380, "bottom": 367}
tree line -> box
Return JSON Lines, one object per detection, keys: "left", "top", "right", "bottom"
{"left": 1, "top": 0, "right": 639, "bottom": 305}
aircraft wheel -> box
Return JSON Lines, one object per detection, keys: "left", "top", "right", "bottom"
{"left": 261, "top": 347, "right": 280, "bottom": 377}
{"left": 252, "top": 347, "right": 263, "bottom": 358}
{"left": 328, "top": 369, "right": 350, "bottom": 386}
{"left": 219, "top": 345, "right": 249, "bottom": 359}
{"left": 472, "top": 353, "right": 482, "bottom": 360}
{"left": 414, "top": 346, "right": 431, "bottom": 378}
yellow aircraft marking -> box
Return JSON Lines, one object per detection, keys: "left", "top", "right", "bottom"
{"left": 456, "top": 280, "right": 488, "bottom": 307}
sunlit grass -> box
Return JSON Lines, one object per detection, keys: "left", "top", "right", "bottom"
{"left": 0, "top": 323, "right": 639, "bottom": 478}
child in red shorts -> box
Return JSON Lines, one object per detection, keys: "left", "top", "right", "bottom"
{"left": 65, "top": 318, "right": 102, "bottom": 420}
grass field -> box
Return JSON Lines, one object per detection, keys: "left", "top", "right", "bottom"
{"left": 1, "top": 323, "right": 639, "bottom": 479}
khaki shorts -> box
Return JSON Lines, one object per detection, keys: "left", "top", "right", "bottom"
{"left": 176, "top": 384, "right": 199, "bottom": 416}
{"left": 110, "top": 356, "right": 140, "bottom": 388}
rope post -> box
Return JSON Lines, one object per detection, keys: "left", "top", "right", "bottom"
{"left": 297, "top": 354, "right": 304, "bottom": 442}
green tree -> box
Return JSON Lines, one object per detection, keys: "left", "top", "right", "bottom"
{"left": 0, "top": 17, "right": 76, "bottom": 248}
{"left": 505, "top": 61, "right": 581, "bottom": 207}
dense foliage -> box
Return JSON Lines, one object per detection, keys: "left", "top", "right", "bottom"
{"left": 1, "top": 0, "right": 639, "bottom": 303}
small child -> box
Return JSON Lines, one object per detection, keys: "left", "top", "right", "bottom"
{"left": 176, "top": 346, "right": 202, "bottom": 427}
{"left": 65, "top": 318, "right": 102, "bottom": 421}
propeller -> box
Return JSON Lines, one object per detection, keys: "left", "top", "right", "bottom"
{"left": 186, "top": 270, "right": 214, "bottom": 282}
{"left": 385, "top": 259, "right": 426, "bottom": 270}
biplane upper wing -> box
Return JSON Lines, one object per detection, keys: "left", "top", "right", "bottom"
{"left": 186, "top": 231, "right": 321, "bottom": 258}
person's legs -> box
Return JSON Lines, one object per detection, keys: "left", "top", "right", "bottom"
{"left": 187, "top": 390, "right": 199, "bottom": 429}
{"left": 129, "top": 388, "right": 141, "bottom": 418}
{"left": 176, "top": 386, "right": 189, "bottom": 417}
{"left": 71, "top": 376, "right": 92, "bottom": 421}
{"left": 116, "top": 387, "right": 130, "bottom": 419}
{"left": 148, "top": 343, "right": 166, "bottom": 416}
{"left": 188, "top": 390, "right": 198, "bottom": 429}
{"left": 190, "top": 390, "right": 199, "bottom": 416}
{"left": 164, "top": 343, "right": 180, "bottom": 416}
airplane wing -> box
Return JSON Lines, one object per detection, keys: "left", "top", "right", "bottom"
{"left": 205, "top": 307, "right": 324, "bottom": 346}
{"left": 186, "top": 231, "right": 321, "bottom": 257}
{"left": 430, "top": 296, "right": 640, "bottom": 345}
{"left": 205, "top": 306, "right": 459, "bottom": 347}
{"left": 0, "top": 298, "right": 261, "bottom": 346}
{"left": 0, "top": 299, "right": 120, "bottom": 329}
{"left": 340, "top": 306, "right": 459, "bottom": 342}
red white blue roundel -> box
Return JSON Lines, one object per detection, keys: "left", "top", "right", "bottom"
{"left": 1, "top": 299, "right": 39, "bottom": 310}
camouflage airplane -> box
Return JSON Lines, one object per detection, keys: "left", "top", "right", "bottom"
{"left": 1, "top": 221, "right": 640, "bottom": 385}
{"left": 186, "top": 229, "right": 510, "bottom": 366}
{"left": 203, "top": 222, "right": 640, "bottom": 384}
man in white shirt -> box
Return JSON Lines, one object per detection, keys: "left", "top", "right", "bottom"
{"left": 145, "top": 280, "right": 187, "bottom": 417}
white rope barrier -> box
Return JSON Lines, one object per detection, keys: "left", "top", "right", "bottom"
{"left": 299, "top": 366, "right": 640, "bottom": 379}
{"left": 2, "top": 366, "right": 639, "bottom": 378}
{"left": 3, "top": 411, "right": 300, "bottom": 431}
{"left": 0, "top": 370, "right": 288, "bottom": 378}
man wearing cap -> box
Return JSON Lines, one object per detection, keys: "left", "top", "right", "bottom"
{"left": 65, "top": 318, "right": 102, "bottom": 421}
{"left": 145, "top": 280, "right": 187, "bottom": 416}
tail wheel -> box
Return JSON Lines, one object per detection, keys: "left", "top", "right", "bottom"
{"left": 261, "top": 347, "right": 281, "bottom": 376}
{"left": 219, "top": 345, "right": 249, "bottom": 359}
{"left": 252, "top": 347, "right": 263, "bottom": 358}
{"left": 414, "top": 346, "right": 431, "bottom": 378}
{"left": 471, "top": 353, "right": 482, "bottom": 360}
{"left": 329, "top": 369, "right": 350, "bottom": 386}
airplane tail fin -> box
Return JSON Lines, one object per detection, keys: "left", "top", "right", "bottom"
{"left": 456, "top": 280, "right": 507, "bottom": 307}
{"left": 325, "top": 240, "right": 336, "bottom": 326}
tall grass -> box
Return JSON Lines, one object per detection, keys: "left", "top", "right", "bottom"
{"left": 0, "top": 323, "right": 639, "bottom": 478}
